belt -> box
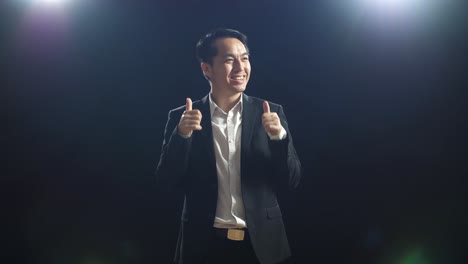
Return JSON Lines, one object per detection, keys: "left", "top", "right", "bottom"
{"left": 214, "top": 228, "right": 248, "bottom": 241}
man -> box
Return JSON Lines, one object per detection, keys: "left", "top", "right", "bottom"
{"left": 155, "top": 28, "right": 301, "bottom": 264}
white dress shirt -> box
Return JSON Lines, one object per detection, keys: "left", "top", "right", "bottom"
{"left": 179, "top": 94, "right": 287, "bottom": 229}
{"left": 209, "top": 94, "right": 247, "bottom": 228}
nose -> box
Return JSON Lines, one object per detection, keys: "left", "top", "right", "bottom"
{"left": 233, "top": 58, "right": 244, "bottom": 72}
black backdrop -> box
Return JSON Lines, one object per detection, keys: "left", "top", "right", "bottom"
{"left": 2, "top": 1, "right": 467, "bottom": 263}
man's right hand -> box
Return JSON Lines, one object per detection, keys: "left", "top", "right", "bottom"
{"left": 178, "top": 98, "right": 202, "bottom": 137}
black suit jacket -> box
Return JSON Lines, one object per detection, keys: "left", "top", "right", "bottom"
{"left": 155, "top": 93, "right": 301, "bottom": 264}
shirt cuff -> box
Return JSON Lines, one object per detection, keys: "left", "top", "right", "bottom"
{"left": 178, "top": 131, "right": 192, "bottom": 139}
{"left": 268, "top": 127, "right": 287, "bottom": 141}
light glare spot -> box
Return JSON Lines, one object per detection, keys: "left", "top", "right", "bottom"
{"left": 36, "top": 0, "right": 71, "bottom": 6}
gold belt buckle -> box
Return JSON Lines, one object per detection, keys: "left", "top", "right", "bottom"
{"left": 227, "top": 229, "right": 245, "bottom": 241}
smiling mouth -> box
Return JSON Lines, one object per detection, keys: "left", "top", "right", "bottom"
{"left": 230, "top": 75, "right": 246, "bottom": 81}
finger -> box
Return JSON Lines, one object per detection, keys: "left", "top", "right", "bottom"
{"left": 262, "top": 113, "right": 278, "bottom": 122}
{"left": 263, "top": 120, "right": 279, "bottom": 128}
{"left": 183, "top": 123, "right": 202, "bottom": 130}
{"left": 262, "top": 115, "right": 272, "bottom": 126}
{"left": 182, "top": 120, "right": 201, "bottom": 127}
{"left": 266, "top": 124, "right": 281, "bottom": 134}
{"left": 185, "top": 110, "right": 202, "bottom": 117}
{"left": 183, "top": 114, "right": 202, "bottom": 123}
{"left": 186, "top": 98, "right": 192, "bottom": 111}
{"left": 185, "top": 116, "right": 202, "bottom": 123}
{"left": 263, "top": 101, "right": 270, "bottom": 113}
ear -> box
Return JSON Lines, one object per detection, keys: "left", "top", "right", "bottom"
{"left": 201, "top": 63, "right": 212, "bottom": 80}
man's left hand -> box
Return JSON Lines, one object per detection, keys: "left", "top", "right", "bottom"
{"left": 262, "top": 101, "right": 283, "bottom": 136}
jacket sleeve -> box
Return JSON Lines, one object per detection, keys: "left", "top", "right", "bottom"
{"left": 155, "top": 109, "right": 192, "bottom": 191}
{"left": 268, "top": 105, "right": 302, "bottom": 191}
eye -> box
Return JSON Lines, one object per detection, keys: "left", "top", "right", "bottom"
{"left": 242, "top": 56, "right": 249, "bottom": 61}
{"left": 225, "top": 58, "right": 234, "bottom": 63}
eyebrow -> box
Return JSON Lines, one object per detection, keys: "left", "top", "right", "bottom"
{"left": 224, "top": 52, "right": 250, "bottom": 58}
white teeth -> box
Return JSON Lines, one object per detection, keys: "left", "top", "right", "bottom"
{"left": 232, "top": 76, "right": 244, "bottom": 80}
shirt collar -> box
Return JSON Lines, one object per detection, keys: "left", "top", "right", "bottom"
{"left": 209, "top": 93, "right": 243, "bottom": 118}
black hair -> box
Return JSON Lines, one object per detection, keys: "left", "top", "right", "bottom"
{"left": 196, "top": 28, "right": 249, "bottom": 65}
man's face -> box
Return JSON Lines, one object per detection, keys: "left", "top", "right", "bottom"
{"left": 203, "top": 37, "right": 251, "bottom": 96}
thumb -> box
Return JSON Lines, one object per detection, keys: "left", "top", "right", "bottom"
{"left": 186, "top": 98, "right": 192, "bottom": 111}
{"left": 263, "top": 100, "right": 270, "bottom": 113}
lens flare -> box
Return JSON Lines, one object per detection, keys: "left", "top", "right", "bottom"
{"left": 39, "top": 0, "right": 70, "bottom": 4}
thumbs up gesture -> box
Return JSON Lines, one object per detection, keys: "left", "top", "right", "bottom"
{"left": 178, "top": 98, "right": 202, "bottom": 137}
{"left": 262, "top": 101, "right": 283, "bottom": 136}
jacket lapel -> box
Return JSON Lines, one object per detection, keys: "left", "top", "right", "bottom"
{"left": 197, "top": 95, "right": 217, "bottom": 179}
{"left": 241, "top": 93, "right": 259, "bottom": 175}
{"left": 197, "top": 93, "right": 259, "bottom": 180}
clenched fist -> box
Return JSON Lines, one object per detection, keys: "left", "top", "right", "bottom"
{"left": 178, "top": 98, "right": 202, "bottom": 137}
{"left": 262, "top": 101, "right": 283, "bottom": 136}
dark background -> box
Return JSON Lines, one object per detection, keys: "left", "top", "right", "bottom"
{"left": 2, "top": 1, "right": 467, "bottom": 263}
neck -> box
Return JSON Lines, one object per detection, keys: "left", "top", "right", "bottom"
{"left": 210, "top": 90, "right": 242, "bottom": 112}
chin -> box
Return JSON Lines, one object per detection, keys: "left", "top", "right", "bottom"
{"left": 233, "top": 88, "right": 246, "bottom": 94}
{"left": 232, "top": 85, "right": 247, "bottom": 93}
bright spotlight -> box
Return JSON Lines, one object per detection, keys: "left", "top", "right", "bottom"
{"left": 360, "top": 0, "right": 419, "bottom": 12}
{"left": 40, "top": 0, "right": 68, "bottom": 3}
{"left": 375, "top": 0, "right": 408, "bottom": 7}
{"left": 35, "top": 0, "right": 72, "bottom": 7}
{"left": 355, "top": 0, "right": 430, "bottom": 23}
